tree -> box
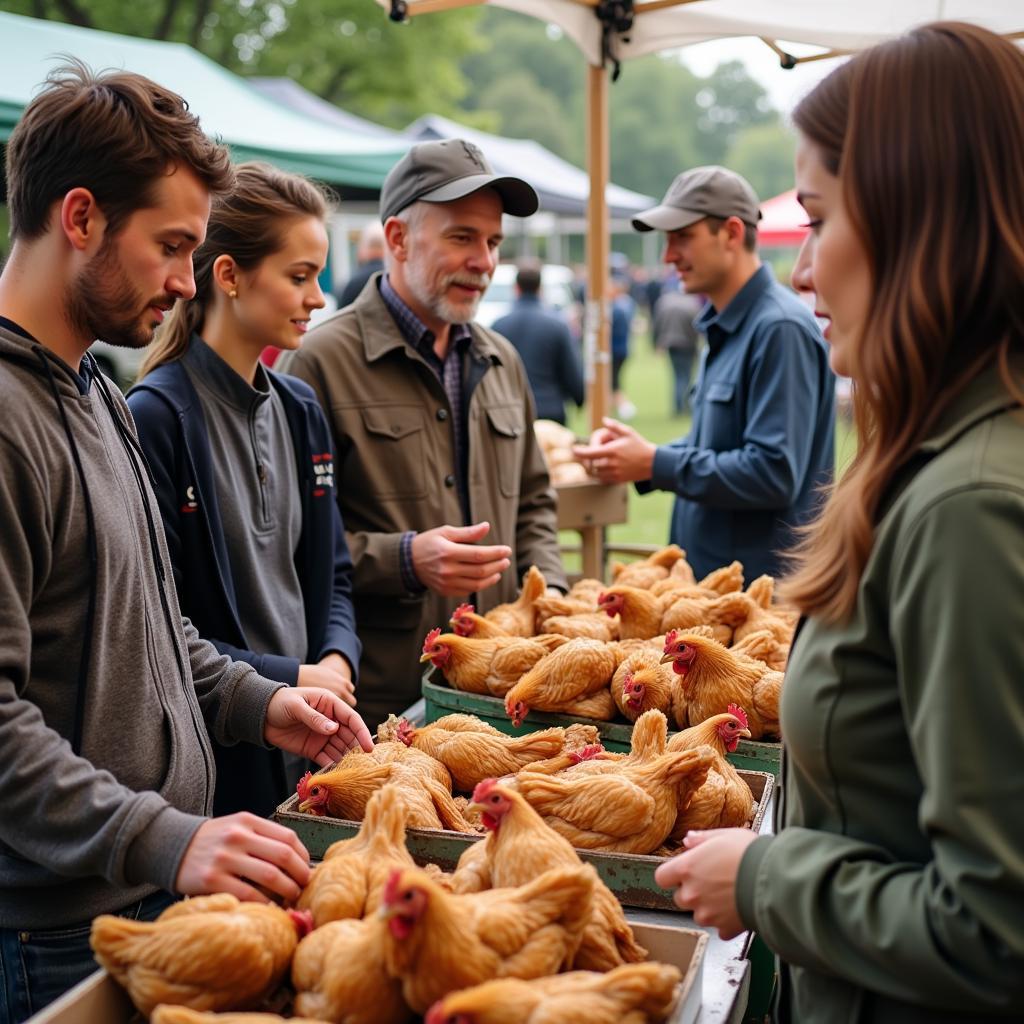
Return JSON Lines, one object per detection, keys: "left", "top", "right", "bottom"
{"left": 694, "top": 59, "right": 777, "bottom": 164}
{"left": 0, "top": 0, "right": 483, "bottom": 127}
{"left": 477, "top": 71, "right": 575, "bottom": 160}
{"left": 608, "top": 55, "right": 707, "bottom": 198}
{"left": 460, "top": 8, "right": 584, "bottom": 162}
{"left": 725, "top": 120, "right": 797, "bottom": 202}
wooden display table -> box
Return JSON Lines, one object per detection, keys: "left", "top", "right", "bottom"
{"left": 554, "top": 479, "right": 628, "bottom": 579}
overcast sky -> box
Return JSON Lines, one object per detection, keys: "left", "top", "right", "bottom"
{"left": 679, "top": 37, "right": 843, "bottom": 114}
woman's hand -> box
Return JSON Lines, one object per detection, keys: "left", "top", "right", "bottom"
{"left": 264, "top": 687, "right": 373, "bottom": 765}
{"left": 654, "top": 828, "right": 759, "bottom": 939}
{"left": 298, "top": 653, "right": 356, "bottom": 706}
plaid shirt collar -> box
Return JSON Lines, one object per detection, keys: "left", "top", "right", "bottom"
{"left": 379, "top": 273, "right": 472, "bottom": 361}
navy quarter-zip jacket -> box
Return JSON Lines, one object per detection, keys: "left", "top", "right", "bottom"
{"left": 128, "top": 359, "right": 360, "bottom": 815}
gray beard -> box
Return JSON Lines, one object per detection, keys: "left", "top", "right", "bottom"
{"left": 404, "top": 258, "right": 487, "bottom": 325}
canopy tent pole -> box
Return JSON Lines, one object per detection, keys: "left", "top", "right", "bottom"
{"left": 585, "top": 60, "right": 611, "bottom": 430}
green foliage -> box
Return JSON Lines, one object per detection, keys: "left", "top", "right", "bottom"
{"left": 607, "top": 54, "right": 704, "bottom": 198}
{"left": 0, "top": 0, "right": 484, "bottom": 127}
{"left": 693, "top": 59, "right": 777, "bottom": 164}
{"left": 457, "top": 10, "right": 794, "bottom": 201}
{"left": 725, "top": 120, "right": 797, "bottom": 202}
{"left": 477, "top": 70, "right": 575, "bottom": 160}
{"left": 4, "top": 1, "right": 798, "bottom": 204}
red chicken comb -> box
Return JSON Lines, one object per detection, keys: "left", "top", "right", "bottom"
{"left": 472, "top": 778, "right": 500, "bottom": 803}
{"left": 287, "top": 908, "right": 314, "bottom": 939}
{"left": 296, "top": 770, "right": 313, "bottom": 801}
{"left": 621, "top": 671, "right": 634, "bottom": 693}
{"left": 568, "top": 743, "right": 605, "bottom": 764}
{"left": 727, "top": 704, "right": 749, "bottom": 729}
{"left": 663, "top": 629, "right": 679, "bottom": 650}
{"left": 452, "top": 603, "right": 475, "bottom": 619}
{"left": 422, "top": 627, "right": 442, "bottom": 654}
{"left": 424, "top": 1005, "right": 442, "bottom": 1024}
{"left": 395, "top": 718, "right": 415, "bottom": 746}
{"left": 383, "top": 866, "right": 406, "bottom": 906}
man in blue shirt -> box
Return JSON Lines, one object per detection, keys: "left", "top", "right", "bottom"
{"left": 575, "top": 166, "right": 835, "bottom": 579}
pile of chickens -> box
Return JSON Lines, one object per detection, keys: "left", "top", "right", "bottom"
{"left": 91, "top": 784, "right": 683, "bottom": 1024}
{"left": 432, "top": 547, "right": 798, "bottom": 741}
{"left": 294, "top": 713, "right": 601, "bottom": 833}
{"left": 297, "top": 703, "right": 756, "bottom": 853}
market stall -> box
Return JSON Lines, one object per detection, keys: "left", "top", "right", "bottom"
{"left": 374, "top": 0, "right": 1024, "bottom": 428}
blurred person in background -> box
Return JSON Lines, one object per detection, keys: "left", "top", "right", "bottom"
{"left": 280, "top": 139, "right": 567, "bottom": 731}
{"left": 335, "top": 219, "right": 385, "bottom": 308}
{"left": 610, "top": 272, "right": 636, "bottom": 420}
{"left": 492, "top": 263, "right": 583, "bottom": 424}
{"left": 128, "top": 162, "right": 362, "bottom": 819}
{"left": 656, "top": 22, "right": 1024, "bottom": 1022}
{"left": 575, "top": 165, "right": 835, "bottom": 579}
{"left": 653, "top": 287, "right": 704, "bottom": 417}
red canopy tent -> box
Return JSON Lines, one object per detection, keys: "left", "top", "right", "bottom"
{"left": 757, "top": 189, "right": 809, "bottom": 248}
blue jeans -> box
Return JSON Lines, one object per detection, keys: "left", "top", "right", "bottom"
{"left": 0, "top": 890, "right": 175, "bottom": 1024}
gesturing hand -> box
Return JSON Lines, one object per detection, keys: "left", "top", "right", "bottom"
{"left": 411, "top": 521, "right": 512, "bottom": 596}
{"left": 175, "top": 813, "right": 312, "bottom": 904}
{"left": 653, "top": 828, "right": 758, "bottom": 939}
{"left": 264, "top": 686, "right": 373, "bottom": 766}
{"left": 572, "top": 417, "right": 658, "bottom": 484}
{"left": 298, "top": 654, "right": 356, "bottom": 707}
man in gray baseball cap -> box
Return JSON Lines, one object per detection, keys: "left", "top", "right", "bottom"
{"left": 632, "top": 165, "right": 761, "bottom": 233}
{"left": 576, "top": 163, "right": 837, "bottom": 581}
{"left": 281, "top": 139, "right": 566, "bottom": 731}
{"left": 380, "top": 138, "right": 538, "bottom": 223}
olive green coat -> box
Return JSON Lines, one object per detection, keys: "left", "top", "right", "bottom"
{"left": 737, "top": 360, "right": 1024, "bottom": 1022}
{"left": 281, "top": 277, "right": 566, "bottom": 728}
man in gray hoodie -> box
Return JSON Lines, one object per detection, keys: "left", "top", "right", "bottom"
{"left": 0, "top": 63, "right": 372, "bottom": 1023}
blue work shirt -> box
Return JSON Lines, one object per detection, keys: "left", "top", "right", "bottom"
{"left": 639, "top": 264, "right": 836, "bottom": 579}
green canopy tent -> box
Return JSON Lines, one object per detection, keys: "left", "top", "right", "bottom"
{"left": 0, "top": 11, "right": 409, "bottom": 193}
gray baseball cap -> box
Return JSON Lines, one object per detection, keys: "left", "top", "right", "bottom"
{"left": 380, "top": 139, "right": 539, "bottom": 223}
{"left": 632, "top": 165, "right": 762, "bottom": 232}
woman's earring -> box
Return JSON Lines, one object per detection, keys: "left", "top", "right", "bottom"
{"left": 228, "top": 289, "right": 238, "bottom": 299}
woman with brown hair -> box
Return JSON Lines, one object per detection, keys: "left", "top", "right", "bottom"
{"left": 128, "top": 163, "right": 362, "bottom": 818}
{"left": 655, "top": 22, "right": 1024, "bottom": 1022}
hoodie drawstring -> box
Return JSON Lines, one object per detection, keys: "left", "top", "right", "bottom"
{"left": 34, "top": 346, "right": 97, "bottom": 756}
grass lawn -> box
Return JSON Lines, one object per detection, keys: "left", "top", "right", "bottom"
{"left": 558, "top": 330, "right": 856, "bottom": 569}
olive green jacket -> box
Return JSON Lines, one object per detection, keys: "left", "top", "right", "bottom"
{"left": 736, "top": 360, "right": 1024, "bottom": 1022}
{"left": 281, "top": 276, "right": 566, "bottom": 727}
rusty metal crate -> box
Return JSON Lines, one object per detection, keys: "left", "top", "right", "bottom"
{"left": 274, "top": 770, "right": 772, "bottom": 913}
{"left": 422, "top": 671, "right": 782, "bottom": 777}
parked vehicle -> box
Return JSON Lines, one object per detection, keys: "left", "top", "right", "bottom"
{"left": 477, "top": 263, "right": 578, "bottom": 332}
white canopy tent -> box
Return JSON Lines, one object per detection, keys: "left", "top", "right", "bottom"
{"left": 376, "top": 0, "right": 1024, "bottom": 424}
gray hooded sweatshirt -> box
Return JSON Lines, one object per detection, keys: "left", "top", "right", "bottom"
{"left": 0, "top": 322, "right": 284, "bottom": 929}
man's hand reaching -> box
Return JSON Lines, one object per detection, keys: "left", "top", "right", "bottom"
{"left": 411, "top": 521, "right": 511, "bottom": 596}
{"left": 572, "top": 417, "right": 658, "bottom": 484}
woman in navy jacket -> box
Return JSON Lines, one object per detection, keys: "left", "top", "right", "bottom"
{"left": 128, "top": 163, "right": 362, "bottom": 817}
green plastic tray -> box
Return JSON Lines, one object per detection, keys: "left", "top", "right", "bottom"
{"left": 422, "top": 671, "right": 781, "bottom": 777}
{"left": 274, "top": 770, "right": 772, "bottom": 913}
